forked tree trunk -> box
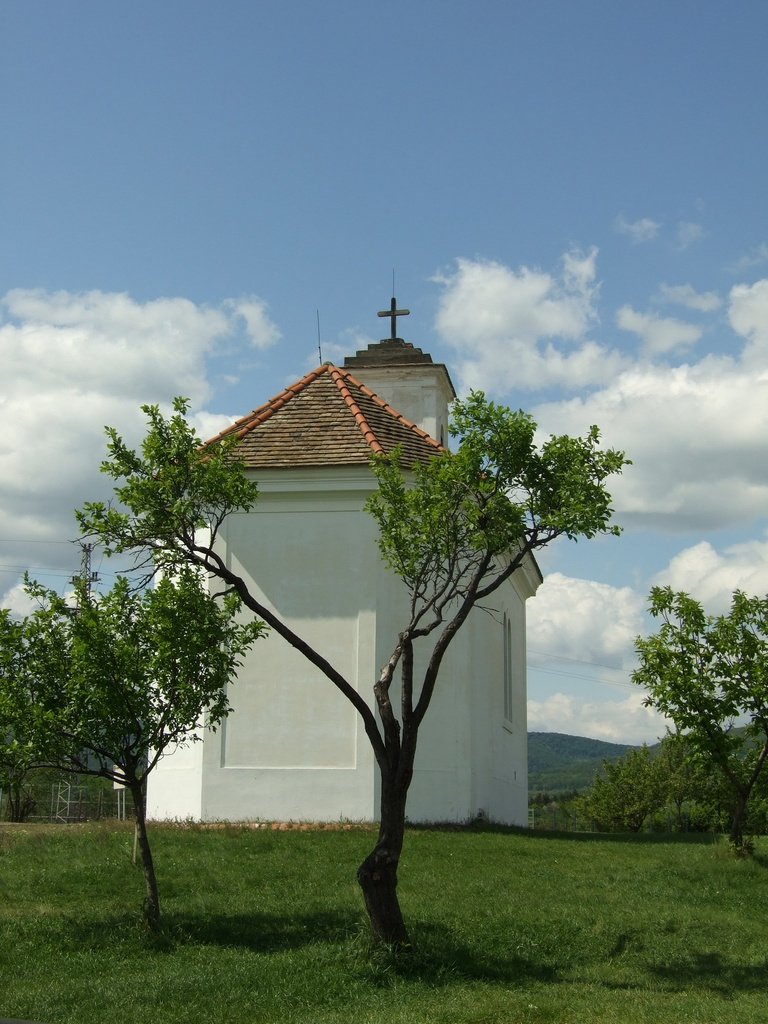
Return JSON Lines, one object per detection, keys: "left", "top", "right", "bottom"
{"left": 130, "top": 779, "right": 161, "bottom": 927}
{"left": 6, "top": 780, "right": 35, "bottom": 823}
{"left": 357, "top": 773, "right": 410, "bottom": 946}
{"left": 729, "top": 788, "right": 750, "bottom": 849}
{"left": 729, "top": 739, "right": 768, "bottom": 850}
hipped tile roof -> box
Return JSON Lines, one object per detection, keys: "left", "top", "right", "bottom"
{"left": 206, "top": 363, "right": 446, "bottom": 468}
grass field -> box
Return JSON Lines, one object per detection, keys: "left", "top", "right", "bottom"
{"left": 1, "top": 821, "right": 766, "bottom": 1024}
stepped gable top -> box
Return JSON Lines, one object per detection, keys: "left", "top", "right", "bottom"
{"left": 345, "top": 337, "right": 435, "bottom": 367}
{"left": 205, "top": 363, "right": 446, "bottom": 468}
{"left": 344, "top": 338, "right": 457, "bottom": 404}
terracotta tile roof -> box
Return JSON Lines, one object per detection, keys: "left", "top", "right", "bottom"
{"left": 206, "top": 364, "right": 446, "bottom": 468}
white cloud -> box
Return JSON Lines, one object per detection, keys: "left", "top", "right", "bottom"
{"left": 528, "top": 572, "right": 645, "bottom": 670}
{"left": 654, "top": 533, "right": 768, "bottom": 613}
{"left": 435, "top": 252, "right": 598, "bottom": 343}
{"left": 653, "top": 283, "right": 722, "bottom": 312}
{"left": 315, "top": 342, "right": 350, "bottom": 367}
{"left": 614, "top": 215, "right": 661, "bottom": 244}
{"left": 1, "top": 288, "right": 232, "bottom": 406}
{"left": 432, "top": 251, "right": 768, "bottom": 536}
{"left": 676, "top": 221, "right": 705, "bottom": 250}
{"left": 527, "top": 691, "right": 668, "bottom": 744}
{"left": 189, "top": 410, "right": 241, "bottom": 441}
{"left": 0, "top": 288, "right": 280, "bottom": 595}
{"left": 225, "top": 297, "right": 282, "bottom": 349}
{"left": 616, "top": 305, "right": 702, "bottom": 354}
{"left": 534, "top": 350, "right": 768, "bottom": 532}
{"left": 433, "top": 251, "right": 627, "bottom": 393}
{"left": 728, "top": 277, "right": 768, "bottom": 365}
{"left": 0, "top": 580, "right": 38, "bottom": 618}
{"left": 727, "top": 243, "right": 768, "bottom": 272}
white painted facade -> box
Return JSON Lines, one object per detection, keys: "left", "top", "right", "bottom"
{"left": 147, "top": 352, "right": 540, "bottom": 826}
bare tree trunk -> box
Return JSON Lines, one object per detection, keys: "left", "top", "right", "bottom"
{"left": 729, "top": 788, "right": 750, "bottom": 849}
{"left": 729, "top": 738, "right": 768, "bottom": 850}
{"left": 5, "top": 779, "right": 35, "bottom": 822}
{"left": 7, "top": 781, "right": 22, "bottom": 822}
{"left": 357, "top": 773, "right": 410, "bottom": 946}
{"left": 130, "top": 780, "right": 161, "bottom": 927}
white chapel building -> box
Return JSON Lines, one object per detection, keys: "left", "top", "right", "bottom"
{"left": 147, "top": 329, "right": 542, "bottom": 826}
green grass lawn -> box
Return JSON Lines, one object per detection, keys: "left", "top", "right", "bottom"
{"left": 1, "top": 821, "right": 766, "bottom": 1024}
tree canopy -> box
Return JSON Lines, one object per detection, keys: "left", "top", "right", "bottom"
{"left": 0, "top": 568, "right": 264, "bottom": 922}
{"left": 366, "top": 392, "right": 628, "bottom": 727}
{"left": 583, "top": 745, "right": 667, "bottom": 833}
{"left": 633, "top": 586, "right": 768, "bottom": 850}
{"left": 0, "top": 609, "right": 46, "bottom": 821}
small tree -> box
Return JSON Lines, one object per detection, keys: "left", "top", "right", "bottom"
{"left": 360, "top": 395, "right": 627, "bottom": 939}
{"left": 77, "top": 394, "right": 628, "bottom": 943}
{"left": 0, "top": 611, "right": 40, "bottom": 821}
{"left": 633, "top": 587, "right": 768, "bottom": 851}
{"left": 1, "top": 569, "right": 264, "bottom": 924}
{"left": 584, "top": 746, "right": 666, "bottom": 832}
{"left": 652, "top": 733, "right": 693, "bottom": 829}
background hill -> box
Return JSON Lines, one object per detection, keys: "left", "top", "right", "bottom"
{"left": 528, "top": 732, "right": 640, "bottom": 796}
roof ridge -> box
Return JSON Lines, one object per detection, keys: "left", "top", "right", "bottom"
{"left": 334, "top": 367, "right": 446, "bottom": 452}
{"left": 327, "top": 365, "right": 385, "bottom": 454}
{"left": 206, "top": 364, "right": 331, "bottom": 444}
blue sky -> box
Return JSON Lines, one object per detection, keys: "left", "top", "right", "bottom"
{"left": 3, "top": 1, "right": 768, "bottom": 742}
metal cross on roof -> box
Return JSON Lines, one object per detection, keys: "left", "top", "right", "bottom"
{"left": 377, "top": 296, "right": 410, "bottom": 341}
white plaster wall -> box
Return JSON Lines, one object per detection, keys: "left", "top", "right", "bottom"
{"left": 468, "top": 581, "right": 529, "bottom": 825}
{"left": 148, "top": 464, "right": 535, "bottom": 826}
{"left": 146, "top": 735, "right": 204, "bottom": 821}
{"left": 373, "top": 562, "right": 530, "bottom": 826}
{"left": 149, "top": 468, "right": 381, "bottom": 822}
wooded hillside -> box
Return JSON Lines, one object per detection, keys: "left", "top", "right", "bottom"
{"left": 528, "top": 732, "right": 645, "bottom": 795}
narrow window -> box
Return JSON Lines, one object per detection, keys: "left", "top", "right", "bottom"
{"left": 503, "top": 612, "right": 513, "bottom": 727}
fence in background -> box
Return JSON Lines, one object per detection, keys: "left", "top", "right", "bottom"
{"left": 0, "top": 780, "right": 134, "bottom": 823}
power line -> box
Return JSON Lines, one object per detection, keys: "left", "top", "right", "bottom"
{"left": 0, "top": 538, "right": 74, "bottom": 545}
{"left": 528, "top": 664, "right": 637, "bottom": 692}
{"left": 528, "top": 648, "right": 634, "bottom": 674}
{"left": 0, "top": 565, "right": 78, "bottom": 578}
{"left": 527, "top": 648, "right": 637, "bottom": 691}
{"left": 0, "top": 563, "right": 119, "bottom": 580}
